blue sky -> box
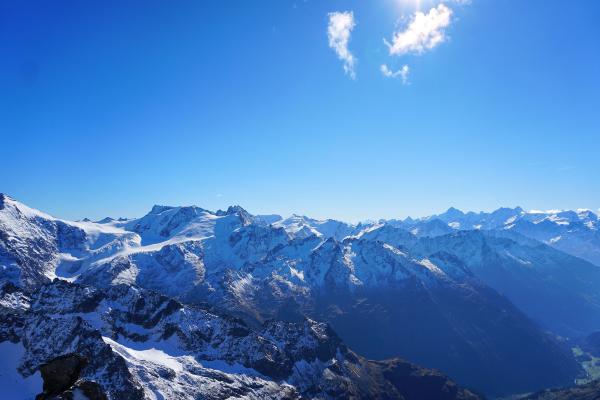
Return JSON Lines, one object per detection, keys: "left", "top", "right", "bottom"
{"left": 1, "top": 0, "right": 599, "bottom": 222}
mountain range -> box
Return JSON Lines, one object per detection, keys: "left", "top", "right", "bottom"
{"left": 2, "top": 193, "right": 600, "bottom": 398}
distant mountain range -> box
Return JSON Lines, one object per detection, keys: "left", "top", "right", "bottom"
{"left": 2, "top": 193, "right": 600, "bottom": 398}
{"left": 271, "top": 206, "right": 600, "bottom": 266}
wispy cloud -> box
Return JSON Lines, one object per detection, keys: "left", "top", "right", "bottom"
{"left": 381, "top": 64, "right": 410, "bottom": 84}
{"left": 385, "top": 4, "right": 452, "bottom": 56}
{"left": 327, "top": 11, "right": 356, "bottom": 79}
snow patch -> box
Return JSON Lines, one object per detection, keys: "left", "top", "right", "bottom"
{"left": 103, "top": 336, "right": 183, "bottom": 372}
{"left": 448, "top": 222, "right": 460, "bottom": 229}
{"left": 418, "top": 259, "right": 446, "bottom": 277}
{"left": 549, "top": 236, "right": 562, "bottom": 244}
{"left": 0, "top": 341, "right": 43, "bottom": 400}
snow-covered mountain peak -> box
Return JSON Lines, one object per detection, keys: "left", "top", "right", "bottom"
{"left": 215, "top": 204, "right": 252, "bottom": 219}
{"left": 125, "top": 205, "right": 215, "bottom": 244}
{"left": 398, "top": 206, "right": 600, "bottom": 264}
{"left": 0, "top": 193, "right": 17, "bottom": 210}
{"left": 0, "top": 193, "right": 56, "bottom": 222}
{"left": 126, "top": 203, "right": 260, "bottom": 246}
{"left": 254, "top": 214, "right": 283, "bottom": 225}
{"left": 444, "top": 206, "right": 465, "bottom": 217}
{"left": 273, "top": 215, "right": 323, "bottom": 239}
{"left": 2, "top": 196, "right": 597, "bottom": 397}
{"left": 352, "top": 223, "right": 416, "bottom": 249}
{"left": 408, "top": 219, "right": 455, "bottom": 237}
{"left": 523, "top": 208, "right": 597, "bottom": 223}
{"left": 148, "top": 204, "right": 178, "bottom": 214}
{"left": 273, "top": 214, "right": 360, "bottom": 241}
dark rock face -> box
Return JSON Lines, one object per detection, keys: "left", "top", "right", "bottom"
{"left": 32, "top": 352, "right": 108, "bottom": 400}
{"left": 37, "top": 354, "right": 87, "bottom": 397}
{"left": 374, "top": 358, "right": 482, "bottom": 400}
{"left": 36, "top": 380, "right": 108, "bottom": 400}
{"left": 55, "top": 222, "right": 87, "bottom": 251}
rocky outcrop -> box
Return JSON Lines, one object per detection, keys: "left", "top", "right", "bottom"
{"left": 1, "top": 280, "right": 481, "bottom": 400}
{"left": 35, "top": 353, "right": 108, "bottom": 400}
{"left": 2, "top": 195, "right": 591, "bottom": 398}
{"left": 373, "top": 358, "right": 481, "bottom": 400}
{"left": 38, "top": 353, "right": 87, "bottom": 396}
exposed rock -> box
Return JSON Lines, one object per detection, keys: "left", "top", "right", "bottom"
{"left": 37, "top": 353, "right": 87, "bottom": 397}
{"left": 1, "top": 280, "right": 481, "bottom": 400}
{"left": 373, "top": 358, "right": 482, "bottom": 400}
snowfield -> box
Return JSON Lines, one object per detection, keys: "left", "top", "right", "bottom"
{"left": 1, "top": 193, "right": 599, "bottom": 398}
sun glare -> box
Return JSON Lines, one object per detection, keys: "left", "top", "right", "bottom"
{"left": 394, "top": 0, "right": 438, "bottom": 12}
{"left": 397, "top": 0, "right": 422, "bottom": 11}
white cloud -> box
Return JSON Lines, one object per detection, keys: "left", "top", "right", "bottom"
{"left": 381, "top": 64, "right": 410, "bottom": 84}
{"left": 327, "top": 11, "right": 356, "bottom": 79}
{"left": 385, "top": 4, "right": 452, "bottom": 56}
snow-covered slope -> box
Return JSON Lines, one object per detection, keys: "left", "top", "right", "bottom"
{"left": 403, "top": 206, "right": 600, "bottom": 265}
{"left": 0, "top": 194, "right": 140, "bottom": 288}
{"left": 0, "top": 341, "right": 42, "bottom": 400}
{"left": 0, "top": 280, "right": 480, "bottom": 400}
{"left": 273, "top": 215, "right": 360, "bottom": 240}
{"left": 231, "top": 234, "right": 581, "bottom": 396}
{"left": 408, "top": 230, "right": 600, "bottom": 336}
{"left": 2, "top": 194, "right": 598, "bottom": 397}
